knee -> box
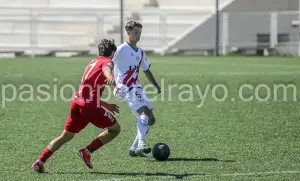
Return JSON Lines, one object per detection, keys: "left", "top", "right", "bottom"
{"left": 59, "top": 131, "right": 75, "bottom": 142}
{"left": 115, "top": 125, "right": 121, "bottom": 135}
{"left": 137, "top": 107, "right": 155, "bottom": 126}
{"left": 109, "top": 122, "right": 121, "bottom": 135}
{"left": 62, "top": 135, "right": 74, "bottom": 143}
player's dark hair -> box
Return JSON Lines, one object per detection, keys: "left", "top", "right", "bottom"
{"left": 125, "top": 21, "right": 143, "bottom": 31}
{"left": 98, "top": 38, "right": 117, "bottom": 57}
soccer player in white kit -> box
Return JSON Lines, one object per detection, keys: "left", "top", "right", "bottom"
{"left": 113, "top": 21, "right": 161, "bottom": 156}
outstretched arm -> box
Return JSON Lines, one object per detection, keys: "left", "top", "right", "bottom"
{"left": 144, "top": 69, "right": 161, "bottom": 94}
{"left": 101, "top": 64, "right": 119, "bottom": 114}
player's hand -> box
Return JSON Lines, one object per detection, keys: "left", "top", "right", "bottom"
{"left": 105, "top": 76, "right": 115, "bottom": 85}
{"left": 105, "top": 104, "right": 119, "bottom": 115}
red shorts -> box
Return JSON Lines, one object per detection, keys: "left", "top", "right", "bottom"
{"left": 64, "top": 101, "right": 117, "bottom": 133}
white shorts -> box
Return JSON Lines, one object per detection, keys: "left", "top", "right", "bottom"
{"left": 125, "top": 87, "right": 154, "bottom": 118}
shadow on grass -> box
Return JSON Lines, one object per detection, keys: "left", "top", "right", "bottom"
{"left": 46, "top": 157, "right": 234, "bottom": 179}
{"left": 52, "top": 171, "right": 205, "bottom": 179}
{"left": 164, "top": 157, "right": 235, "bottom": 162}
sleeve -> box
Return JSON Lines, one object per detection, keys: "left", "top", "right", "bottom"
{"left": 112, "top": 48, "right": 128, "bottom": 77}
{"left": 141, "top": 51, "right": 151, "bottom": 71}
{"left": 102, "top": 59, "right": 114, "bottom": 69}
{"left": 112, "top": 48, "right": 130, "bottom": 91}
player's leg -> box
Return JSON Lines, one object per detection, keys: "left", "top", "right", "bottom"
{"left": 78, "top": 108, "right": 120, "bottom": 169}
{"left": 134, "top": 106, "right": 155, "bottom": 156}
{"left": 48, "top": 130, "right": 76, "bottom": 151}
{"left": 32, "top": 130, "right": 76, "bottom": 173}
{"left": 128, "top": 108, "right": 155, "bottom": 156}
{"left": 128, "top": 113, "right": 141, "bottom": 156}
{"left": 78, "top": 122, "right": 120, "bottom": 169}
{"left": 32, "top": 102, "right": 88, "bottom": 173}
{"left": 127, "top": 88, "right": 155, "bottom": 156}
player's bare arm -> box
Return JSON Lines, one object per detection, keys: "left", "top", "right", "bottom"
{"left": 103, "top": 66, "right": 115, "bottom": 85}
{"left": 143, "top": 69, "right": 161, "bottom": 94}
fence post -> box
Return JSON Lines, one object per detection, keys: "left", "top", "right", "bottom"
{"left": 270, "top": 12, "right": 278, "bottom": 48}
{"left": 159, "top": 12, "right": 167, "bottom": 49}
{"left": 120, "top": 0, "right": 124, "bottom": 44}
{"left": 95, "top": 13, "right": 104, "bottom": 42}
{"left": 221, "top": 12, "right": 228, "bottom": 55}
{"left": 298, "top": 1, "right": 300, "bottom": 57}
{"left": 215, "top": 0, "right": 220, "bottom": 56}
{"left": 30, "top": 9, "right": 37, "bottom": 58}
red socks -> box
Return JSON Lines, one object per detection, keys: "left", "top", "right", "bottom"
{"left": 86, "top": 138, "right": 104, "bottom": 153}
{"left": 38, "top": 147, "right": 53, "bottom": 163}
{"left": 36, "top": 139, "right": 103, "bottom": 164}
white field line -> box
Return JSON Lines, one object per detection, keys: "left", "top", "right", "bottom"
{"left": 3, "top": 73, "right": 23, "bottom": 78}
{"left": 163, "top": 71, "right": 300, "bottom": 76}
{"left": 80, "top": 170, "right": 300, "bottom": 181}
{"left": 221, "top": 170, "right": 300, "bottom": 177}
{"left": 151, "top": 60, "right": 300, "bottom": 69}
{"left": 1, "top": 61, "right": 299, "bottom": 79}
{"left": 2, "top": 71, "right": 300, "bottom": 78}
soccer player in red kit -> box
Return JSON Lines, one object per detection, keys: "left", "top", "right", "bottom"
{"left": 32, "top": 39, "right": 120, "bottom": 173}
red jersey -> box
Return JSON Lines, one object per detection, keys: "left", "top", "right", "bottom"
{"left": 73, "top": 56, "right": 113, "bottom": 108}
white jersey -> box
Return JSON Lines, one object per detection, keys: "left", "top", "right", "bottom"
{"left": 112, "top": 42, "right": 151, "bottom": 92}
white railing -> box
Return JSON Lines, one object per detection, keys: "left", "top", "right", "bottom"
{"left": 4, "top": 6, "right": 298, "bottom": 57}
{"left": 0, "top": 7, "right": 126, "bottom": 56}
{"left": 0, "top": 6, "right": 206, "bottom": 56}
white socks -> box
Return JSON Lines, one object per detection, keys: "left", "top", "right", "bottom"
{"left": 130, "top": 126, "right": 150, "bottom": 150}
{"left": 130, "top": 133, "right": 139, "bottom": 150}
{"left": 137, "top": 115, "right": 149, "bottom": 146}
{"left": 130, "top": 115, "right": 149, "bottom": 149}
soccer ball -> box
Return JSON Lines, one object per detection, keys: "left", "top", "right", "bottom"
{"left": 152, "top": 143, "right": 170, "bottom": 161}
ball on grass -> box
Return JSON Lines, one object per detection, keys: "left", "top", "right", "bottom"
{"left": 152, "top": 143, "right": 170, "bottom": 161}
